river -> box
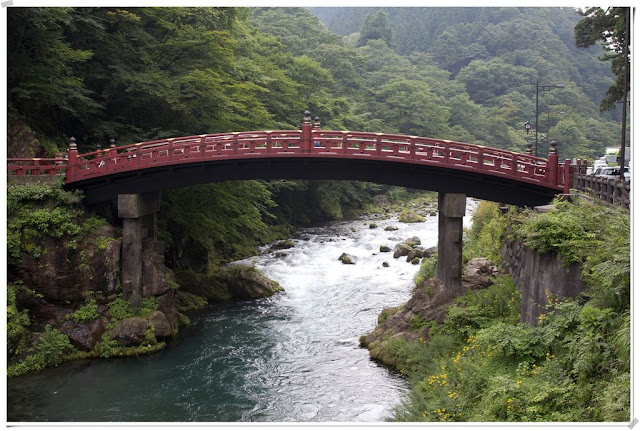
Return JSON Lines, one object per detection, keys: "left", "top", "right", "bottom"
{"left": 7, "top": 200, "right": 477, "bottom": 423}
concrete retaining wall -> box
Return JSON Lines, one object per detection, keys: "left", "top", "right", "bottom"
{"left": 501, "top": 240, "right": 585, "bottom": 326}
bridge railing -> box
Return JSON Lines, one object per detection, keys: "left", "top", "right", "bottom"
{"left": 572, "top": 172, "right": 631, "bottom": 208}
{"left": 310, "top": 130, "right": 552, "bottom": 186}
{"left": 7, "top": 157, "right": 67, "bottom": 177}
{"left": 8, "top": 113, "right": 580, "bottom": 193}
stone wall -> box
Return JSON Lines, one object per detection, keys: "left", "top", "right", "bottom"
{"left": 501, "top": 240, "right": 585, "bottom": 326}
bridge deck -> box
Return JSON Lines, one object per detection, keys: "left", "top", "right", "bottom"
{"left": 7, "top": 115, "right": 579, "bottom": 207}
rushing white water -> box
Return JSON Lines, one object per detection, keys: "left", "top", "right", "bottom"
{"left": 7, "top": 199, "right": 477, "bottom": 423}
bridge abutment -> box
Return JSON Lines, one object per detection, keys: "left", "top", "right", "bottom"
{"left": 118, "top": 192, "right": 161, "bottom": 308}
{"left": 437, "top": 193, "right": 466, "bottom": 288}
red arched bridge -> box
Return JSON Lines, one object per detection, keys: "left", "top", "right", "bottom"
{"left": 7, "top": 112, "right": 581, "bottom": 207}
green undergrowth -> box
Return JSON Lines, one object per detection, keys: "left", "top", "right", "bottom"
{"left": 7, "top": 180, "right": 109, "bottom": 265}
{"left": 384, "top": 198, "right": 630, "bottom": 422}
{"left": 7, "top": 324, "right": 75, "bottom": 378}
{"left": 7, "top": 288, "right": 165, "bottom": 377}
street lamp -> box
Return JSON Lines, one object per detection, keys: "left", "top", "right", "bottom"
{"left": 534, "top": 82, "right": 564, "bottom": 157}
{"left": 524, "top": 121, "right": 532, "bottom": 134}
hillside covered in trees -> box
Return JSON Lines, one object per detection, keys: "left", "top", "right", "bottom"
{"left": 7, "top": 6, "right": 626, "bottom": 270}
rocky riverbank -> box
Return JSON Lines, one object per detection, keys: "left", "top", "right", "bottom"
{"left": 7, "top": 183, "right": 285, "bottom": 377}
{"left": 360, "top": 258, "right": 498, "bottom": 368}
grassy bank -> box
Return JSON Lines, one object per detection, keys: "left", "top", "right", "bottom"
{"left": 381, "top": 199, "right": 630, "bottom": 422}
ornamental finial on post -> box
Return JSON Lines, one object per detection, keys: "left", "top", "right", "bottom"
{"left": 109, "top": 138, "right": 116, "bottom": 148}
{"left": 302, "top": 110, "right": 312, "bottom": 152}
{"left": 313, "top": 116, "right": 321, "bottom": 130}
{"left": 549, "top": 141, "right": 558, "bottom": 154}
{"left": 68, "top": 137, "right": 77, "bottom": 151}
{"left": 526, "top": 143, "right": 532, "bottom": 155}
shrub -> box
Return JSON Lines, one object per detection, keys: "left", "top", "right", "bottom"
{"left": 108, "top": 296, "right": 134, "bottom": 320}
{"left": 464, "top": 201, "right": 506, "bottom": 265}
{"left": 7, "top": 284, "right": 31, "bottom": 357}
{"left": 35, "top": 325, "right": 75, "bottom": 367}
{"left": 414, "top": 252, "right": 437, "bottom": 287}
{"left": 65, "top": 299, "right": 99, "bottom": 323}
{"left": 7, "top": 182, "right": 109, "bottom": 265}
{"left": 9, "top": 325, "right": 76, "bottom": 377}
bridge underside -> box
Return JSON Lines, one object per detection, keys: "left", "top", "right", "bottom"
{"left": 66, "top": 156, "right": 558, "bottom": 207}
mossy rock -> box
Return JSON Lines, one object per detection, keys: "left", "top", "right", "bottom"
{"left": 270, "top": 240, "right": 295, "bottom": 251}
{"left": 379, "top": 245, "right": 391, "bottom": 252}
{"left": 384, "top": 225, "right": 399, "bottom": 231}
{"left": 339, "top": 253, "right": 357, "bottom": 264}
{"left": 399, "top": 210, "right": 426, "bottom": 223}
{"left": 175, "top": 266, "right": 282, "bottom": 301}
{"left": 369, "top": 223, "right": 378, "bottom": 229}
{"left": 211, "top": 265, "right": 283, "bottom": 299}
{"left": 411, "top": 257, "right": 421, "bottom": 265}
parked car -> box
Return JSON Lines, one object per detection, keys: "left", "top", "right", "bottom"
{"left": 592, "top": 159, "right": 608, "bottom": 170}
{"left": 594, "top": 166, "right": 630, "bottom": 181}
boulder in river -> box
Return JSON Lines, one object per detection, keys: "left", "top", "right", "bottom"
{"left": 339, "top": 253, "right": 357, "bottom": 265}
{"left": 384, "top": 225, "right": 398, "bottom": 231}
{"left": 392, "top": 243, "right": 413, "bottom": 259}
{"left": 175, "top": 265, "right": 283, "bottom": 302}
{"left": 406, "top": 247, "right": 425, "bottom": 262}
{"left": 398, "top": 210, "right": 426, "bottom": 223}
{"left": 270, "top": 240, "right": 295, "bottom": 251}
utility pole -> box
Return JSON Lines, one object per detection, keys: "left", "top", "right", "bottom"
{"left": 619, "top": 8, "right": 630, "bottom": 183}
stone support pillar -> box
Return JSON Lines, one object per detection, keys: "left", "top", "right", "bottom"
{"left": 437, "top": 193, "right": 466, "bottom": 288}
{"left": 118, "top": 192, "right": 161, "bottom": 308}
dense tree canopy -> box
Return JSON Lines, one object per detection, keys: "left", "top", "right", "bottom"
{"left": 7, "top": 6, "right": 627, "bottom": 268}
{"left": 357, "top": 10, "right": 393, "bottom": 47}
{"left": 574, "top": 7, "right": 631, "bottom": 111}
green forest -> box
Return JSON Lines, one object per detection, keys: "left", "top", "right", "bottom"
{"left": 7, "top": 6, "right": 629, "bottom": 270}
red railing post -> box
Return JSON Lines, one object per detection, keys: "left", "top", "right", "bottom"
{"left": 312, "top": 116, "right": 321, "bottom": 151}
{"left": 342, "top": 131, "right": 348, "bottom": 154}
{"left": 67, "top": 137, "right": 78, "bottom": 181}
{"left": 107, "top": 138, "right": 116, "bottom": 171}
{"left": 200, "top": 135, "right": 207, "bottom": 158}
{"left": 563, "top": 159, "right": 571, "bottom": 195}
{"left": 478, "top": 147, "right": 484, "bottom": 170}
{"left": 546, "top": 141, "right": 559, "bottom": 186}
{"left": 233, "top": 133, "right": 239, "bottom": 154}
{"left": 301, "top": 110, "right": 312, "bottom": 152}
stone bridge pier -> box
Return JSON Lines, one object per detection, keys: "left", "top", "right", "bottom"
{"left": 118, "top": 192, "right": 161, "bottom": 308}
{"left": 437, "top": 192, "right": 466, "bottom": 288}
